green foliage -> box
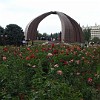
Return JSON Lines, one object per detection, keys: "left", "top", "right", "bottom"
{"left": 0, "top": 26, "right": 4, "bottom": 45}
{"left": 91, "top": 37, "right": 100, "bottom": 43}
{"left": 37, "top": 31, "right": 60, "bottom": 41}
{"left": 0, "top": 26, "right": 4, "bottom": 35}
{"left": 4, "top": 24, "right": 24, "bottom": 45}
{"left": 83, "top": 28, "right": 91, "bottom": 42}
{"left": 0, "top": 43, "right": 100, "bottom": 99}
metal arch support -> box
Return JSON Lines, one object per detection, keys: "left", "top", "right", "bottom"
{"left": 25, "top": 11, "right": 84, "bottom": 43}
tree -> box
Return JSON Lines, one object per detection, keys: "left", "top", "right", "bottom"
{"left": 0, "top": 26, "right": 4, "bottom": 45}
{"left": 51, "top": 32, "right": 60, "bottom": 41}
{"left": 91, "top": 37, "right": 100, "bottom": 43}
{"left": 37, "top": 30, "right": 42, "bottom": 40}
{"left": 43, "top": 33, "right": 48, "bottom": 37}
{"left": 42, "top": 33, "right": 48, "bottom": 40}
{"left": 83, "top": 28, "right": 91, "bottom": 42}
{"left": 0, "top": 26, "right": 4, "bottom": 34}
{"left": 5, "top": 24, "right": 24, "bottom": 45}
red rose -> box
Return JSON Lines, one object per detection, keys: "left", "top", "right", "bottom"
{"left": 26, "top": 56, "right": 30, "bottom": 60}
{"left": 30, "top": 54, "right": 35, "bottom": 58}
{"left": 88, "top": 77, "right": 92, "bottom": 83}
{"left": 51, "top": 43, "right": 54, "bottom": 48}
{"left": 3, "top": 47, "right": 8, "bottom": 52}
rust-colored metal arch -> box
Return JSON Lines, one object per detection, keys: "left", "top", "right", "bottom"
{"left": 25, "top": 11, "right": 84, "bottom": 43}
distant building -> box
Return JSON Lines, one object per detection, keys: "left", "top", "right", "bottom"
{"left": 82, "top": 24, "right": 100, "bottom": 39}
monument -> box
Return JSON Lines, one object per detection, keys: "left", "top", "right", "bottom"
{"left": 25, "top": 11, "right": 84, "bottom": 43}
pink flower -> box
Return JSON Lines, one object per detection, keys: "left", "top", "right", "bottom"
{"left": 19, "top": 53, "right": 22, "bottom": 58}
{"left": 26, "top": 56, "right": 30, "bottom": 60}
{"left": 88, "top": 77, "right": 93, "bottom": 83}
{"left": 91, "top": 56, "right": 94, "bottom": 59}
{"left": 77, "top": 46, "right": 81, "bottom": 51}
{"left": 32, "top": 65, "right": 36, "bottom": 68}
{"left": 35, "top": 50, "right": 38, "bottom": 53}
{"left": 14, "top": 51, "right": 17, "bottom": 56}
{"left": 66, "top": 49, "right": 69, "bottom": 55}
{"left": 69, "top": 59, "right": 74, "bottom": 63}
{"left": 81, "top": 57, "right": 85, "bottom": 60}
{"left": 27, "top": 47, "right": 31, "bottom": 51}
{"left": 73, "top": 51, "right": 77, "bottom": 55}
{"left": 47, "top": 53, "right": 53, "bottom": 57}
{"left": 85, "top": 52, "right": 89, "bottom": 56}
{"left": 82, "top": 49, "right": 86, "bottom": 52}
{"left": 76, "top": 72, "right": 80, "bottom": 75}
{"left": 54, "top": 64, "right": 59, "bottom": 68}
{"left": 57, "top": 70, "right": 63, "bottom": 75}
{"left": 2, "top": 56, "right": 7, "bottom": 61}
{"left": 76, "top": 60, "right": 80, "bottom": 65}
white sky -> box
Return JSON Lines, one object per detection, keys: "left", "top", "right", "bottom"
{"left": 0, "top": 0, "right": 100, "bottom": 34}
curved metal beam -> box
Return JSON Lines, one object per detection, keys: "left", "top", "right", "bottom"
{"left": 25, "top": 11, "right": 84, "bottom": 43}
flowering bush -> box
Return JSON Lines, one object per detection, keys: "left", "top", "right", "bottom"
{"left": 0, "top": 43, "right": 100, "bottom": 100}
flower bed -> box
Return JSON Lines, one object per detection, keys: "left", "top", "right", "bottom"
{"left": 0, "top": 43, "right": 100, "bottom": 100}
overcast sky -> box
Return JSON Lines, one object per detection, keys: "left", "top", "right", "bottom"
{"left": 0, "top": 0, "right": 100, "bottom": 34}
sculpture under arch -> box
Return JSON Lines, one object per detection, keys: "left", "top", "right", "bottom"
{"left": 25, "top": 11, "right": 84, "bottom": 43}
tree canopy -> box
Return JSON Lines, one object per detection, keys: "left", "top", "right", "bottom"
{"left": 4, "top": 24, "right": 24, "bottom": 45}
{"left": 83, "top": 28, "right": 91, "bottom": 42}
{"left": 0, "top": 26, "right": 4, "bottom": 45}
{"left": 0, "top": 26, "right": 4, "bottom": 35}
{"left": 91, "top": 37, "right": 100, "bottom": 43}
